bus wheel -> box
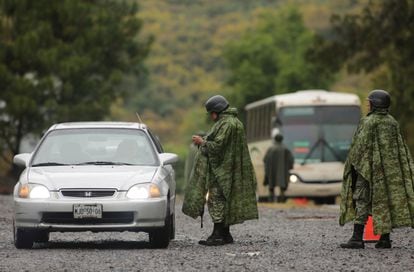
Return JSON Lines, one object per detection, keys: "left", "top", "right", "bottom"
{"left": 324, "top": 197, "right": 336, "bottom": 205}
{"left": 314, "top": 197, "right": 335, "bottom": 205}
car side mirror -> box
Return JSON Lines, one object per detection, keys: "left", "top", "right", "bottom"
{"left": 13, "top": 153, "right": 31, "bottom": 167}
{"left": 159, "top": 153, "right": 178, "bottom": 165}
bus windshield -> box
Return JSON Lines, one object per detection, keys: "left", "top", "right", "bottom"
{"left": 278, "top": 106, "right": 360, "bottom": 164}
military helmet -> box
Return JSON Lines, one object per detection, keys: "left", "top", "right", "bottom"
{"left": 205, "top": 95, "right": 229, "bottom": 113}
{"left": 368, "top": 89, "right": 391, "bottom": 109}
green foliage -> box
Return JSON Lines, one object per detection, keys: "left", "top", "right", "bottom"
{"left": 309, "top": 0, "right": 414, "bottom": 140}
{"left": 128, "top": 1, "right": 365, "bottom": 187}
{"left": 0, "top": 0, "right": 151, "bottom": 159}
{"left": 223, "top": 7, "right": 334, "bottom": 109}
{"left": 130, "top": 1, "right": 364, "bottom": 147}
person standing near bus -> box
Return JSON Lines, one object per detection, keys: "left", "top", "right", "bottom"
{"left": 182, "top": 95, "right": 258, "bottom": 246}
{"left": 263, "top": 133, "right": 294, "bottom": 203}
{"left": 340, "top": 89, "right": 414, "bottom": 249}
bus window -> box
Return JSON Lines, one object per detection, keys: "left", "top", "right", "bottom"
{"left": 246, "top": 101, "right": 278, "bottom": 142}
{"left": 279, "top": 105, "right": 360, "bottom": 164}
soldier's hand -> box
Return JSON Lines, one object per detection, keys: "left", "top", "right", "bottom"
{"left": 192, "top": 135, "right": 204, "bottom": 146}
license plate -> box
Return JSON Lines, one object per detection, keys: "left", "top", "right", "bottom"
{"left": 73, "top": 204, "right": 102, "bottom": 219}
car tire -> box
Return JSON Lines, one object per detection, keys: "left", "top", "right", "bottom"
{"left": 34, "top": 231, "right": 50, "bottom": 243}
{"left": 149, "top": 199, "right": 171, "bottom": 249}
{"left": 13, "top": 221, "right": 34, "bottom": 249}
{"left": 170, "top": 212, "right": 175, "bottom": 240}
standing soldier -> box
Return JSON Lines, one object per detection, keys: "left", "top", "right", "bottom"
{"left": 182, "top": 95, "right": 258, "bottom": 246}
{"left": 263, "top": 134, "right": 294, "bottom": 203}
{"left": 340, "top": 90, "right": 414, "bottom": 249}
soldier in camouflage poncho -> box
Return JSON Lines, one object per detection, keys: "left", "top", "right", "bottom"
{"left": 182, "top": 95, "right": 258, "bottom": 246}
{"left": 340, "top": 90, "right": 414, "bottom": 249}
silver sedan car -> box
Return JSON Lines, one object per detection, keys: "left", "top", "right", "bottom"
{"left": 13, "top": 122, "right": 178, "bottom": 249}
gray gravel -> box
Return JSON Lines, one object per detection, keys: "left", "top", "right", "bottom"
{"left": 0, "top": 195, "right": 413, "bottom": 272}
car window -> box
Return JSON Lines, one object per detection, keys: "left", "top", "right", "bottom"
{"left": 31, "top": 128, "right": 158, "bottom": 166}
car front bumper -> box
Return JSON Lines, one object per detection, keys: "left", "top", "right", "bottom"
{"left": 14, "top": 193, "right": 168, "bottom": 232}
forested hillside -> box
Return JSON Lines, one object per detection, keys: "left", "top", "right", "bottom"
{"left": 113, "top": 0, "right": 368, "bottom": 149}
{"left": 105, "top": 0, "right": 371, "bottom": 191}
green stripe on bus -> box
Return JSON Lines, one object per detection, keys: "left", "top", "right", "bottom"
{"left": 293, "top": 141, "right": 309, "bottom": 147}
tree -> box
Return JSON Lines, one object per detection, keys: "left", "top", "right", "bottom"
{"left": 308, "top": 0, "right": 414, "bottom": 136}
{"left": 223, "top": 7, "right": 334, "bottom": 109}
{"left": 0, "top": 0, "right": 151, "bottom": 165}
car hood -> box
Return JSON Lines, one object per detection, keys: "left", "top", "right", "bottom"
{"left": 27, "top": 165, "right": 158, "bottom": 191}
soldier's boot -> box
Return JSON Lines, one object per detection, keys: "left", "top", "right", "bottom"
{"left": 277, "top": 190, "right": 287, "bottom": 203}
{"left": 375, "top": 233, "right": 391, "bottom": 249}
{"left": 198, "top": 223, "right": 225, "bottom": 246}
{"left": 268, "top": 189, "right": 275, "bottom": 202}
{"left": 223, "top": 225, "right": 234, "bottom": 244}
{"left": 340, "top": 224, "right": 365, "bottom": 249}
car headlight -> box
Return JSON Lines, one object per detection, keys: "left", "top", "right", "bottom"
{"left": 127, "top": 184, "right": 161, "bottom": 199}
{"left": 289, "top": 174, "right": 299, "bottom": 183}
{"left": 18, "top": 184, "right": 50, "bottom": 199}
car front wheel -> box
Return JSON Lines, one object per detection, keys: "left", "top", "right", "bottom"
{"left": 170, "top": 211, "right": 175, "bottom": 240}
{"left": 34, "top": 231, "right": 50, "bottom": 243}
{"left": 149, "top": 201, "right": 171, "bottom": 248}
{"left": 13, "top": 221, "right": 34, "bottom": 249}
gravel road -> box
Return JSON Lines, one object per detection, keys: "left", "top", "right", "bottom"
{"left": 0, "top": 195, "right": 413, "bottom": 272}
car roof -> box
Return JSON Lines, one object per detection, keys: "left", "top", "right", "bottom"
{"left": 48, "top": 122, "right": 147, "bottom": 132}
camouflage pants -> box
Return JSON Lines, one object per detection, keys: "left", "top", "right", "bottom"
{"left": 353, "top": 174, "right": 371, "bottom": 225}
{"left": 207, "top": 180, "right": 226, "bottom": 223}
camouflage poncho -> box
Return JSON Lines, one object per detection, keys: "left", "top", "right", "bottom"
{"left": 339, "top": 109, "right": 414, "bottom": 234}
{"left": 182, "top": 108, "right": 259, "bottom": 226}
{"left": 263, "top": 142, "right": 294, "bottom": 189}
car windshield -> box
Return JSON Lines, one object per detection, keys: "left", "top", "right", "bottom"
{"left": 278, "top": 106, "right": 360, "bottom": 164}
{"left": 31, "top": 128, "right": 158, "bottom": 166}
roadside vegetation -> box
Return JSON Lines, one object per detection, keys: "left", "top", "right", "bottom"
{"left": 2, "top": 0, "right": 413, "bottom": 193}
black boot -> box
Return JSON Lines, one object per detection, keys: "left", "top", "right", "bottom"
{"left": 268, "top": 188, "right": 275, "bottom": 202}
{"left": 278, "top": 189, "right": 287, "bottom": 203}
{"left": 375, "top": 233, "right": 391, "bottom": 249}
{"left": 223, "top": 225, "right": 234, "bottom": 244}
{"left": 199, "top": 223, "right": 225, "bottom": 246}
{"left": 340, "top": 224, "right": 365, "bottom": 249}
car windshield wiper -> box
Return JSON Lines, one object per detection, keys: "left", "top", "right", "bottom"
{"left": 76, "top": 161, "right": 133, "bottom": 166}
{"left": 32, "top": 162, "right": 68, "bottom": 167}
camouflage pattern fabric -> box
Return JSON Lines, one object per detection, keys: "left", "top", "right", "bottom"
{"left": 353, "top": 174, "right": 371, "bottom": 225}
{"left": 207, "top": 179, "right": 226, "bottom": 223}
{"left": 184, "top": 143, "right": 199, "bottom": 184}
{"left": 182, "top": 108, "right": 259, "bottom": 226}
{"left": 340, "top": 108, "right": 414, "bottom": 234}
{"left": 182, "top": 150, "right": 208, "bottom": 219}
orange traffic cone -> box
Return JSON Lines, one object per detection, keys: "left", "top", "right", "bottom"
{"left": 293, "top": 197, "right": 308, "bottom": 206}
{"left": 363, "top": 215, "right": 380, "bottom": 242}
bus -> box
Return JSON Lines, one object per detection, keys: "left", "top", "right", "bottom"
{"left": 245, "top": 90, "right": 361, "bottom": 204}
